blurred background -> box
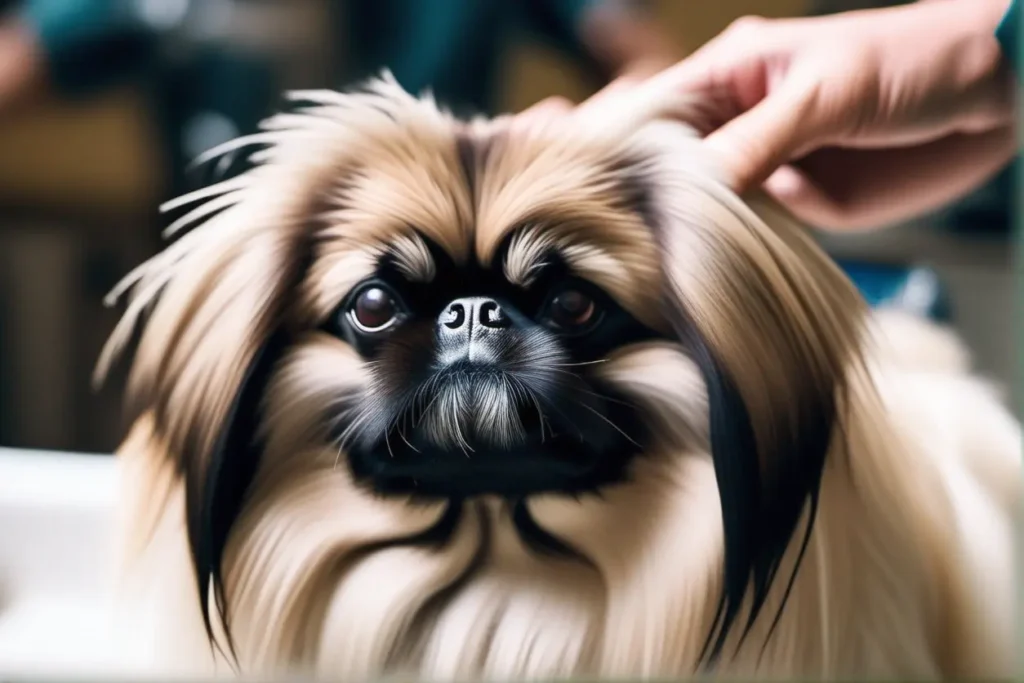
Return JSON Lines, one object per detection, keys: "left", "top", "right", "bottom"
{"left": 0, "top": 0, "right": 1014, "bottom": 454}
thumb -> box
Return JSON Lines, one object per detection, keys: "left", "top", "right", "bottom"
{"left": 703, "top": 77, "right": 819, "bottom": 193}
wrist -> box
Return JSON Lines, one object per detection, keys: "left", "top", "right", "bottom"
{"left": 913, "top": 0, "right": 1016, "bottom": 128}
{"left": 924, "top": 0, "right": 1011, "bottom": 34}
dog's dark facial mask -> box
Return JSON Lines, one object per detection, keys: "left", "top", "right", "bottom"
{"left": 327, "top": 235, "right": 660, "bottom": 499}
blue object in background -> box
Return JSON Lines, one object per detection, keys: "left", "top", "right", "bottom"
{"left": 837, "top": 260, "right": 951, "bottom": 323}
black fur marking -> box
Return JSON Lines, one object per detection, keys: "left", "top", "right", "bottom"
{"left": 454, "top": 128, "right": 478, "bottom": 204}
{"left": 453, "top": 127, "right": 500, "bottom": 226}
{"left": 683, "top": 308, "right": 830, "bottom": 671}
{"left": 186, "top": 224, "right": 318, "bottom": 661}
{"left": 361, "top": 498, "right": 466, "bottom": 551}
{"left": 669, "top": 316, "right": 761, "bottom": 666}
{"left": 509, "top": 498, "right": 590, "bottom": 562}
{"left": 383, "top": 501, "right": 493, "bottom": 669}
{"left": 191, "top": 329, "right": 290, "bottom": 663}
{"left": 643, "top": 209, "right": 834, "bottom": 671}
{"left": 607, "top": 154, "right": 659, "bottom": 230}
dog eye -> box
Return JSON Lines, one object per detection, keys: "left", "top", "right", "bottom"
{"left": 544, "top": 289, "right": 598, "bottom": 331}
{"left": 349, "top": 286, "right": 400, "bottom": 333}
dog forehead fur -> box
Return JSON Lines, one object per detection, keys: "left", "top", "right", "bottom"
{"left": 296, "top": 104, "right": 664, "bottom": 331}
{"left": 104, "top": 78, "right": 1021, "bottom": 681}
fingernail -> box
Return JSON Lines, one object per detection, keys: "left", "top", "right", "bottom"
{"left": 764, "top": 166, "right": 804, "bottom": 198}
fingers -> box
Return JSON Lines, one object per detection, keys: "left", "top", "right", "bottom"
{"left": 571, "top": 17, "right": 781, "bottom": 129}
{"left": 763, "top": 126, "right": 1016, "bottom": 230}
{"left": 511, "top": 95, "right": 575, "bottom": 135}
{"left": 515, "top": 95, "right": 574, "bottom": 123}
{"left": 520, "top": 66, "right": 668, "bottom": 126}
{"left": 762, "top": 165, "right": 842, "bottom": 226}
{"left": 577, "top": 74, "right": 645, "bottom": 113}
{"left": 575, "top": 14, "right": 756, "bottom": 112}
{"left": 512, "top": 13, "right": 826, "bottom": 193}
{"left": 703, "top": 73, "right": 820, "bottom": 193}
{"left": 577, "top": 16, "right": 825, "bottom": 191}
{"left": 649, "top": 15, "right": 800, "bottom": 94}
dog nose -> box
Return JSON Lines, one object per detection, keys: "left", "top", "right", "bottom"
{"left": 441, "top": 297, "right": 507, "bottom": 331}
{"left": 436, "top": 297, "right": 509, "bottom": 364}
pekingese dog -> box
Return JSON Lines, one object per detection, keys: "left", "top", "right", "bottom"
{"left": 98, "top": 76, "right": 1020, "bottom": 680}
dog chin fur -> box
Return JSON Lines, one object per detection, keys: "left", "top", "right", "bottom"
{"left": 102, "top": 79, "right": 1020, "bottom": 680}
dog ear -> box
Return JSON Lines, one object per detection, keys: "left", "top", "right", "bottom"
{"left": 100, "top": 173, "right": 314, "bottom": 659}
{"left": 637, "top": 136, "right": 868, "bottom": 663}
{"left": 185, "top": 327, "right": 291, "bottom": 660}
{"left": 97, "top": 78, "right": 465, "bottom": 660}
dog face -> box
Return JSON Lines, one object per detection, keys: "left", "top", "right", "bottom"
{"left": 305, "top": 149, "right": 665, "bottom": 500}
{"left": 103, "top": 78, "right": 867, "bottom": 672}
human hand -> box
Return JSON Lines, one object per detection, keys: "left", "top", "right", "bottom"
{"left": 524, "top": 0, "right": 1017, "bottom": 230}
{"left": 0, "top": 16, "right": 48, "bottom": 117}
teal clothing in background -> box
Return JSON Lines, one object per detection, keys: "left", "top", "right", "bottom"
{"left": 997, "top": 0, "right": 1019, "bottom": 72}
{"left": 21, "top": 0, "right": 605, "bottom": 114}
{"left": 21, "top": 0, "right": 158, "bottom": 97}
{"left": 341, "top": 0, "right": 604, "bottom": 117}
{"left": 17, "top": 0, "right": 609, "bottom": 196}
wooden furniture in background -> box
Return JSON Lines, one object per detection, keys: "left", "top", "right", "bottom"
{"left": 0, "top": 88, "right": 161, "bottom": 451}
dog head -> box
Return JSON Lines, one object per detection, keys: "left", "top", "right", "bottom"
{"left": 102, "top": 76, "right": 866, "bottom": 669}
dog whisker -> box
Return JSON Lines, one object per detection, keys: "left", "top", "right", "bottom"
{"left": 507, "top": 375, "right": 550, "bottom": 445}
{"left": 398, "top": 429, "right": 420, "bottom": 454}
{"left": 334, "top": 402, "right": 382, "bottom": 454}
{"left": 546, "top": 359, "right": 609, "bottom": 368}
{"left": 533, "top": 397, "right": 586, "bottom": 443}
{"left": 568, "top": 385, "right": 639, "bottom": 410}
{"left": 576, "top": 402, "right": 641, "bottom": 448}
{"left": 511, "top": 369, "right": 638, "bottom": 411}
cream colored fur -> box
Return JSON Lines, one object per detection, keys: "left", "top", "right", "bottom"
{"left": 104, "top": 80, "right": 1020, "bottom": 680}
{"left": 110, "top": 313, "right": 1020, "bottom": 681}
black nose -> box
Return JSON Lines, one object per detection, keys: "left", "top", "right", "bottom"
{"left": 441, "top": 297, "right": 508, "bottom": 331}
{"left": 436, "top": 297, "right": 510, "bottom": 365}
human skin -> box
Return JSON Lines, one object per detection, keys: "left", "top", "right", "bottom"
{"left": 0, "top": 17, "right": 47, "bottom": 117}
{"left": 525, "top": 0, "right": 1017, "bottom": 231}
